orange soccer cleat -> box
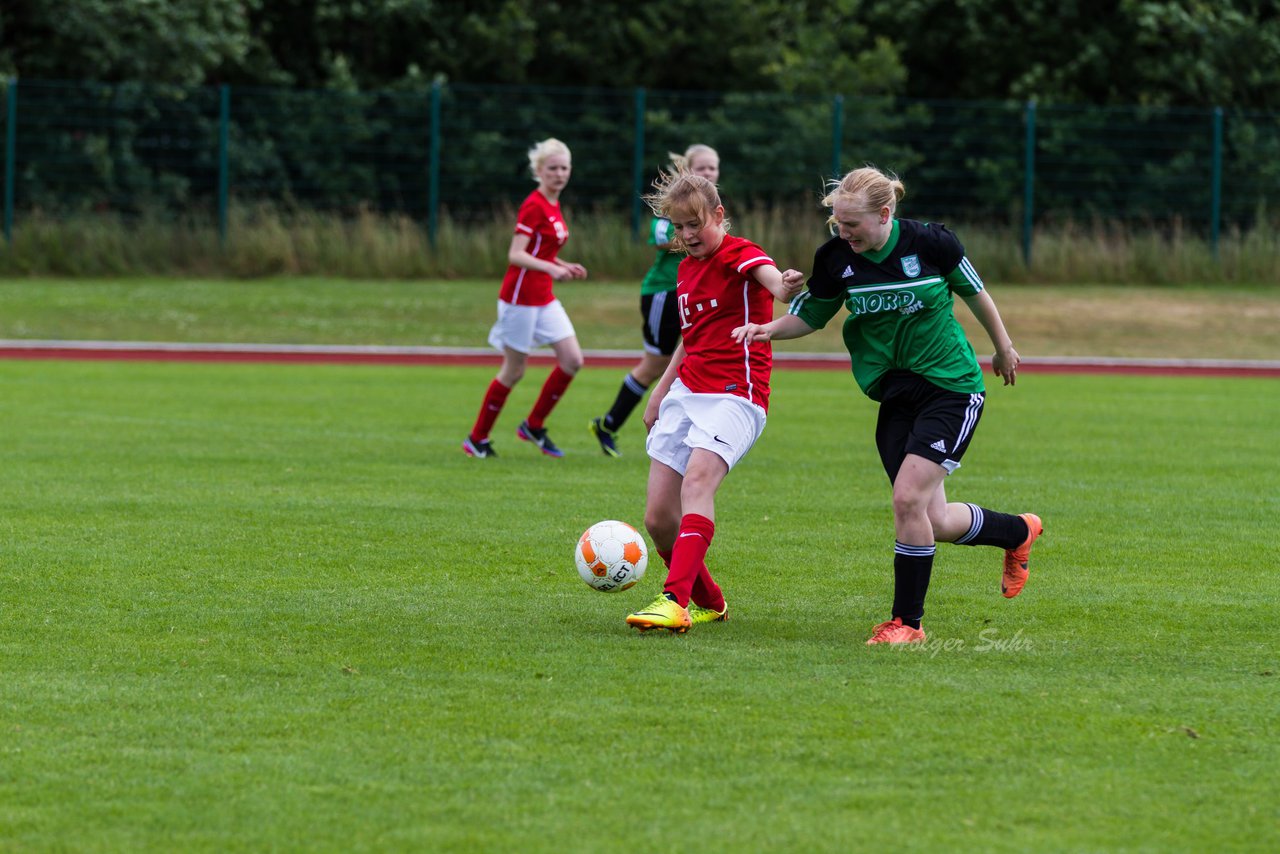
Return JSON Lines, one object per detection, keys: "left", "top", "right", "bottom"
{"left": 865, "top": 617, "right": 926, "bottom": 645}
{"left": 1002, "top": 513, "right": 1043, "bottom": 598}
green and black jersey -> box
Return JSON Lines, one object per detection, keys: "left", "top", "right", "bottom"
{"left": 789, "top": 219, "right": 986, "bottom": 401}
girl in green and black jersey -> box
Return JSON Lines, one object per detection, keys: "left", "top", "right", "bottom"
{"left": 732, "top": 165, "right": 1043, "bottom": 646}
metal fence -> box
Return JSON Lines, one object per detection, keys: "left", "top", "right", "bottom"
{"left": 3, "top": 78, "right": 1279, "bottom": 260}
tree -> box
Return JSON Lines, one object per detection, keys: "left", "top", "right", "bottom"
{"left": 860, "top": 0, "right": 1280, "bottom": 108}
{"left": 0, "top": 0, "right": 258, "bottom": 84}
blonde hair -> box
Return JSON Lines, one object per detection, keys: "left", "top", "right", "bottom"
{"left": 822, "top": 165, "right": 906, "bottom": 220}
{"left": 642, "top": 167, "right": 727, "bottom": 252}
{"left": 668, "top": 143, "right": 719, "bottom": 173}
{"left": 527, "top": 137, "right": 571, "bottom": 179}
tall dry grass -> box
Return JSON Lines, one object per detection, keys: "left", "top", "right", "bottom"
{"left": 1, "top": 205, "right": 1277, "bottom": 285}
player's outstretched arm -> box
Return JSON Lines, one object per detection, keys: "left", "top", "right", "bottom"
{"left": 752, "top": 265, "right": 806, "bottom": 302}
{"left": 731, "top": 313, "right": 816, "bottom": 344}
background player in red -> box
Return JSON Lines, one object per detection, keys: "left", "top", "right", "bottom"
{"left": 625, "top": 168, "right": 803, "bottom": 632}
{"left": 733, "top": 165, "right": 1042, "bottom": 645}
{"left": 589, "top": 144, "right": 720, "bottom": 457}
{"left": 463, "top": 138, "right": 588, "bottom": 459}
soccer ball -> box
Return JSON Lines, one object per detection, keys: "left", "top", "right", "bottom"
{"left": 575, "top": 520, "right": 648, "bottom": 592}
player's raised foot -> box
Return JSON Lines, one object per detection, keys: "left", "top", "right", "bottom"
{"left": 1002, "top": 513, "right": 1043, "bottom": 598}
{"left": 626, "top": 592, "right": 692, "bottom": 633}
{"left": 462, "top": 435, "right": 497, "bottom": 458}
{"left": 516, "top": 420, "right": 564, "bottom": 458}
{"left": 688, "top": 600, "right": 729, "bottom": 625}
{"left": 865, "top": 617, "right": 926, "bottom": 645}
{"left": 589, "top": 417, "right": 621, "bottom": 458}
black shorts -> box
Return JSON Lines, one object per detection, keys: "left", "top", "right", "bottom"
{"left": 874, "top": 370, "right": 985, "bottom": 483}
{"left": 641, "top": 291, "right": 681, "bottom": 356}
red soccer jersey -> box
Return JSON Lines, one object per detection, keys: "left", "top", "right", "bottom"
{"left": 675, "top": 234, "right": 777, "bottom": 411}
{"left": 499, "top": 189, "right": 570, "bottom": 306}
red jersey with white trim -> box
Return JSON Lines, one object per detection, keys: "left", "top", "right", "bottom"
{"left": 675, "top": 234, "right": 777, "bottom": 411}
{"left": 499, "top": 189, "right": 569, "bottom": 306}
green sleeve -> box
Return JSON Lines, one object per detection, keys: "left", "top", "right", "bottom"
{"left": 788, "top": 290, "right": 842, "bottom": 330}
{"left": 648, "top": 217, "right": 673, "bottom": 248}
{"left": 944, "top": 256, "right": 984, "bottom": 297}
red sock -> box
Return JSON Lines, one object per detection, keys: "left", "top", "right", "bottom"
{"left": 663, "top": 514, "right": 715, "bottom": 607}
{"left": 470, "top": 378, "right": 511, "bottom": 441}
{"left": 691, "top": 566, "right": 725, "bottom": 612}
{"left": 527, "top": 367, "right": 574, "bottom": 429}
{"left": 657, "top": 548, "right": 673, "bottom": 569}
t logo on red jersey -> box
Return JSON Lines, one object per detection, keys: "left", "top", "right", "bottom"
{"left": 678, "top": 292, "right": 693, "bottom": 329}
{"left": 678, "top": 292, "right": 720, "bottom": 330}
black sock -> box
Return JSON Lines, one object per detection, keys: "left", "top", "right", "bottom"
{"left": 953, "top": 504, "right": 1028, "bottom": 550}
{"left": 892, "top": 542, "right": 935, "bottom": 629}
{"left": 603, "top": 374, "right": 648, "bottom": 432}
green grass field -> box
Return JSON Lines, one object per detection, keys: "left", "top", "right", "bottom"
{"left": 1, "top": 355, "right": 1276, "bottom": 851}
{"left": 2, "top": 276, "right": 1279, "bottom": 360}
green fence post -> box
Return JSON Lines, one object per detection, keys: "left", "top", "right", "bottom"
{"left": 217, "top": 84, "right": 230, "bottom": 247}
{"left": 631, "top": 87, "right": 646, "bottom": 238}
{"left": 1022, "top": 100, "right": 1036, "bottom": 267}
{"left": 428, "top": 80, "right": 442, "bottom": 247}
{"left": 3, "top": 80, "right": 16, "bottom": 246}
{"left": 1210, "top": 106, "right": 1223, "bottom": 261}
{"left": 831, "top": 94, "right": 844, "bottom": 179}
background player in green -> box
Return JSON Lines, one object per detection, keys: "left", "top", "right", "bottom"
{"left": 589, "top": 145, "right": 720, "bottom": 457}
{"left": 733, "top": 165, "right": 1043, "bottom": 645}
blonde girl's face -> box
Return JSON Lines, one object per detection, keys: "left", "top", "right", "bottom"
{"left": 671, "top": 203, "right": 725, "bottom": 259}
{"left": 831, "top": 199, "right": 892, "bottom": 254}
{"left": 536, "top": 153, "right": 572, "bottom": 193}
{"left": 688, "top": 152, "right": 720, "bottom": 183}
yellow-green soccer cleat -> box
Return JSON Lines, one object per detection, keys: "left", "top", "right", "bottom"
{"left": 688, "top": 600, "right": 729, "bottom": 625}
{"left": 626, "top": 593, "right": 692, "bottom": 633}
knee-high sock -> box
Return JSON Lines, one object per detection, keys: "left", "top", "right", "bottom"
{"left": 690, "top": 565, "right": 726, "bottom": 612}
{"left": 892, "top": 541, "right": 936, "bottom": 629}
{"left": 663, "top": 514, "right": 715, "bottom": 608}
{"left": 655, "top": 546, "right": 720, "bottom": 608}
{"left": 527, "top": 367, "right": 574, "bottom": 429}
{"left": 603, "top": 373, "right": 648, "bottom": 432}
{"left": 470, "top": 379, "right": 511, "bottom": 441}
{"left": 953, "top": 504, "right": 1029, "bottom": 549}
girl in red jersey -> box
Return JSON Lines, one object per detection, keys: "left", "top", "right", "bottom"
{"left": 625, "top": 169, "right": 803, "bottom": 632}
{"left": 463, "top": 138, "right": 589, "bottom": 459}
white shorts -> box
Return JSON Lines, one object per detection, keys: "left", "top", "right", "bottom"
{"left": 488, "top": 299, "right": 576, "bottom": 354}
{"left": 645, "top": 378, "right": 767, "bottom": 475}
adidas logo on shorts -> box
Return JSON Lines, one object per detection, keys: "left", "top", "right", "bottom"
{"left": 930, "top": 439, "right": 947, "bottom": 452}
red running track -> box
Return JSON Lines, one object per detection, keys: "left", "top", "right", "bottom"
{"left": 1, "top": 341, "right": 1278, "bottom": 378}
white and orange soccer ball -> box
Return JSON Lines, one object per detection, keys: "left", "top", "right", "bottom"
{"left": 574, "top": 520, "right": 648, "bottom": 592}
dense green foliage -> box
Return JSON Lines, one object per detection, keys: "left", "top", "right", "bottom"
{"left": 4, "top": 3, "right": 1280, "bottom": 247}
{"left": 1, "top": 359, "right": 1276, "bottom": 849}
{"left": 3, "top": 0, "right": 1279, "bottom": 107}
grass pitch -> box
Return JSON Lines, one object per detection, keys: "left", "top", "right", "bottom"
{"left": 1, "top": 276, "right": 1279, "bottom": 361}
{"left": 1, "top": 358, "right": 1277, "bottom": 851}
